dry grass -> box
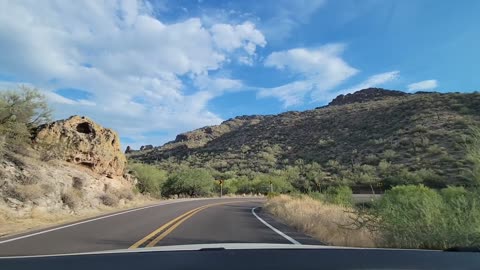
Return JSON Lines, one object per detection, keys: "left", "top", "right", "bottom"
{"left": 0, "top": 195, "right": 155, "bottom": 238}
{"left": 265, "top": 195, "right": 376, "bottom": 247}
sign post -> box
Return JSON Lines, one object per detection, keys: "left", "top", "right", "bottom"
{"left": 218, "top": 179, "right": 224, "bottom": 197}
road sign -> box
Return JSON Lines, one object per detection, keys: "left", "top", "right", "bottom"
{"left": 218, "top": 180, "right": 224, "bottom": 197}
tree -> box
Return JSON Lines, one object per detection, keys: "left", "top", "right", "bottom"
{"left": 163, "top": 168, "right": 214, "bottom": 197}
{"left": 128, "top": 162, "right": 167, "bottom": 197}
{"left": 355, "top": 164, "right": 379, "bottom": 194}
{"left": 0, "top": 86, "right": 52, "bottom": 151}
{"left": 0, "top": 86, "right": 51, "bottom": 128}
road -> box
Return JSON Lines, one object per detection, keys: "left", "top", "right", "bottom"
{"left": 0, "top": 198, "right": 321, "bottom": 256}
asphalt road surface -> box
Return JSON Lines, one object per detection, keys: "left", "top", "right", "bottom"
{"left": 0, "top": 198, "right": 322, "bottom": 256}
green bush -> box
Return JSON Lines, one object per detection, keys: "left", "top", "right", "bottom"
{"left": 438, "top": 186, "right": 480, "bottom": 247}
{"left": 252, "top": 174, "right": 295, "bottom": 194}
{"left": 371, "top": 185, "right": 480, "bottom": 249}
{"left": 466, "top": 127, "right": 480, "bottom": 186}
{"left": 372, "top": 185, "right": 443, "bottom": 249}
{"left": 216, "top": 179, "right": 238, "bottom": 195}
{"left": 324, "top": 186, "right": 352, "bottom": 206}
{"left": 163, "top": 168, "right": 214, "bottom": 197}
{"left": 0, "top": 87, "right": 52, "bottom": 153}
{"left": 308, "top": 191, "right": 325, "bottom": 201}
{"left": 128, "top": 162, "right": 167, "bottom": 197}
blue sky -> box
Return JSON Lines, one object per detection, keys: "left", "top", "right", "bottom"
{"left": 0, "top": 0, "right": 479, "bottom": 149}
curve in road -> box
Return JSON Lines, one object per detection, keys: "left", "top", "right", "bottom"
{"left": 0, "top": 198, "right": 321, "bottom": 257}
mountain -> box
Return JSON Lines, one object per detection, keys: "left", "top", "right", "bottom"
{"left": 128, "top": 88, "right": 480, "bottom": 189}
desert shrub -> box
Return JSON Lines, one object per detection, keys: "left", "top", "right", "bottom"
{"left": 213, "top": 178, "right": 238, "bottom": 195}
{"left": 61, "top": 189, "right": 82, "bottom": 209}
{"left": 372, "top": 185, "right": 443, "bottom": 249}
{"left": 426, "top": 144, "right": 444, "bottom": 155}
{"left": 17, "top": 174, "right": 39, "bottom": 185}
{"left": 0, "top": 87, "right": 52, "bottom": 152}
{"left": 318, "top": 138, "right": 335, "bottom": 147}
{"left": 251, "top": 174, "right": 295, "bottom": 194}
{"left": 99, "top": 193, "right": 119, "bottom": 206}
{"left": 466, "top": 127, "right": 480, "bottom": 186}
{"left": 230, "top": 176, "right": 255, "bottom": 194}
{"left": 438, "top": 186, "right": 480, "bottom": 247}
{"left": 16, "top": 184, "right": 44, "bottom": 201}
{"left": 308, "top": 191, "right": 325, "bottom": 201}
{"left": 267, "top": 192, "right": 280, "bottom": 199}
{"left": 382, "top": 149, "right": 396, "bottom": 161}
{"left": 40, "top": 183, "right": 55, "bottom": 194}
{"left": 111, "top": 188, "right": 135, "bottom": 201}
{"left": 415, "top": 168, "right": 443, "bottom": 187}
{"left": 222, "top": 179, "right": 238, "bottom": 194}
{"left": 384, "top": 168, "right": 423, "bottom": 187}
{"left": 128, "top": 162, "right": 167, "bottom": 197}
{"left": 364, "top": 154, "right": 379, "bottom": 165}
{"left": 72, "top": 176, "right": 85, "bottom": 190}
{"left": 324, "top": 186, "right": 353, "bottom": 206}
{"left": 369, "top": 185, "right": 480, "bottom": 249}
{"left": 163, "top": 168, "right": 214, "bottom": 197}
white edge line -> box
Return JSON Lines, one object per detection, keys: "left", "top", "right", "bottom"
{"left": 0, "top": 198, "right": 221, "bottom": 245}
{"left": 251, "top": 207, "right": 301, "bottom": 245}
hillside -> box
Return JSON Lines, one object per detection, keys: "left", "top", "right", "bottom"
{"left": 128, "top": 88, "right": 480, "bottom": 190}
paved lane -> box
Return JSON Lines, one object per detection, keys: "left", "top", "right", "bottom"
{"left": 0, "top": 198, "right": 320, "bottom": 256}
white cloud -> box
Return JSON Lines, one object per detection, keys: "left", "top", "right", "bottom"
{"left": 211, "top": 21, "right": 266, "bottom": 54}
{"left": 258, "top": 81, "right": 314, "bottom": 107}
{"left": 260, "top": 0, "right": 326, "bottom": 41}
{"left": 0, "top": 0, "right": 266, "bottom": 147}
{"left": 336, "top": 71, "right": 400, "bottom": 96}
{"left": 43, "top": 91, "right": 96, "bottom": 106}
{"left": 407, "top": 79, "right": 438, "bottom": 92}
{"left": 260, "top": 44, "right": 358, "bottom": 107}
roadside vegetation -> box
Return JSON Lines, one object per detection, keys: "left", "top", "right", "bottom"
{"left": 262, "top": 128, "right": 480, "bottom": 249}
{"left": 265, "top": 194, "right": 375, "bottom": 247}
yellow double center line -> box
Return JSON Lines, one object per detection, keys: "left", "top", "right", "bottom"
{"left": 129, "top": 200, "right": 246, "bottom": 249}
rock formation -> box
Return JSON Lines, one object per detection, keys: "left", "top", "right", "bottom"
{"left": 34, "top": 115, "right": 126, "bottom": 177}
{"left": 328, "top": 88, "right": 408, "bottom": 106}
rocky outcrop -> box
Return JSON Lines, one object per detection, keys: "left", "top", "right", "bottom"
{"left": 34, "top": 116, "right": 126, "bottom": 177}
{"left": 328, "top": 88, "right": 408, "bottom": 106}
{"left": 140, "top": 145, "right": 153, "bottom": 151}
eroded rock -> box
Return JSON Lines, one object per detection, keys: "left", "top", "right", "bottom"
{"left": 34, "top": 115, "right": 126, "bottom": 177}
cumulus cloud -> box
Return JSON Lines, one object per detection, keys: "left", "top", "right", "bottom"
{"left": 407, "top": 79, "right": 438, "bottom": 92}
{"left": 210, "top": 21, "right": 266, "bottom": 58}
{"left": 0, "top": 0, "right": 266, "bottom": 147}
{"left": 259, "top": 44, "right": 358, "bottom": 107}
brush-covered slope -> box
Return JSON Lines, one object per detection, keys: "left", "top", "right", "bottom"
{"left": 129, "top": 88, "right": 480, "bottom": 188}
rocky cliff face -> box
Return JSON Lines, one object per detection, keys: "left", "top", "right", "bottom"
{"left": 34, "top": 116, "right": 126, "bottom": 177}
{"left": 328, "top": 88, "right": 408, "bottom": 106}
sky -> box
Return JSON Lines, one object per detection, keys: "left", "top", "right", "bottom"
{"left": 1, "top": 0, "right": 479, "bottom": 149}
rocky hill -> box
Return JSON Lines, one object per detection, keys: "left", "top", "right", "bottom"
{"left": 327, "top": 87, "right": 408, "bottom": 106}
{"left": 1, "top": 115, "right": 137, "bottom": 235}
{"left": 128, "top": 89, "right": 480, "bottom": 188}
